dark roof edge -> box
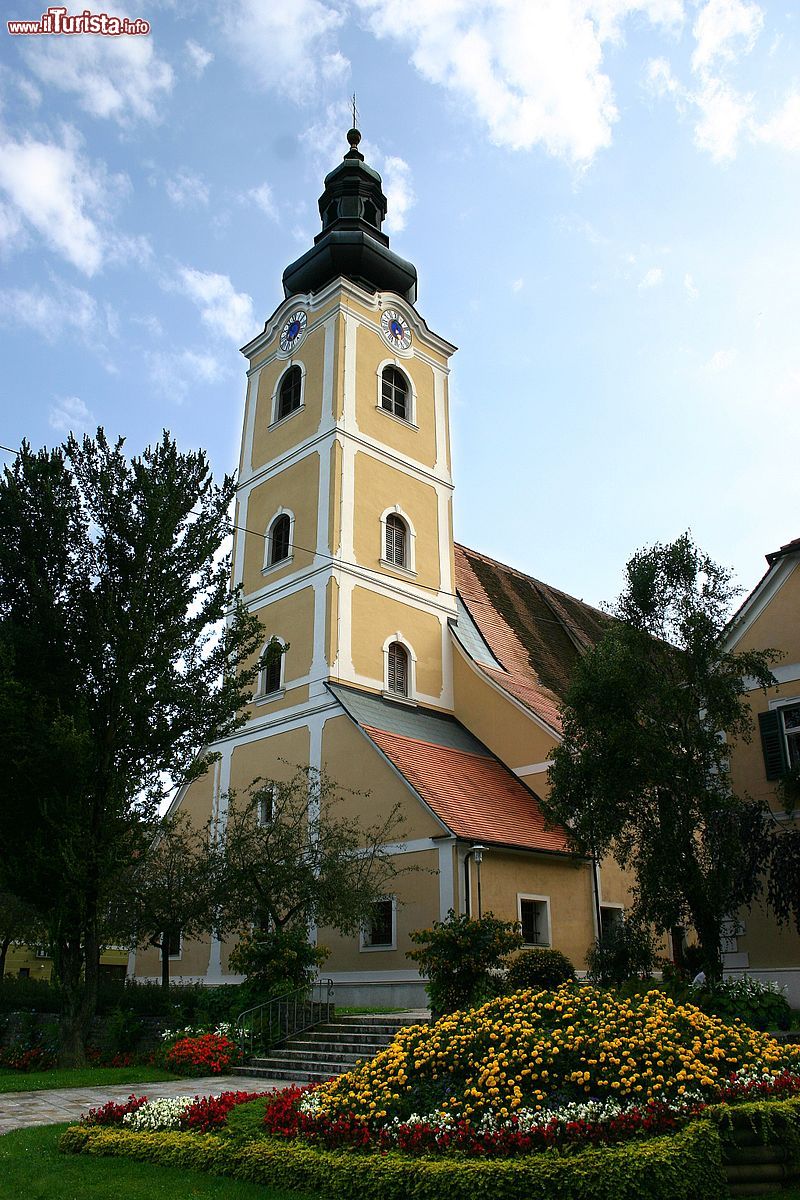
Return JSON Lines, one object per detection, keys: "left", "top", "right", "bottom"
{"left": 455, "top": 542, "right": 607, "bottom": 621}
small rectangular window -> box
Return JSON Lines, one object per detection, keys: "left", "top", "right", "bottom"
{"left": 17, "top": 967, "right": 30, "bottom": 978}
{"left": 519, "top": 898, "right": 549, "bottom": 946}
{"left": 166, "top": 929, "right": 182, "bottom": 958}
{"left": 362, "top": 898, "right": 394, "bottom": 949}
{"left": 782, "top": 704, "right": 800, "bottom": 768}
{"left": 600, "top": 905, "right": 623, "bottom": 940}
{"left": 257, "top": 787, "right": 275, "bottom": 827}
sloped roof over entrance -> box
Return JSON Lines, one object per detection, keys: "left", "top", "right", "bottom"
{"left": 452, "top": 544, "right": 609, "bottom": 732}
{"left": 328, "top": 683, "right": 572, "bottom": 855}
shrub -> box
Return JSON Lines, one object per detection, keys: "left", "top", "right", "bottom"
{"left": 184, "top": 1090, "right": 270, "bottom": 1134}
{"left": 506, "top": 948, "right": 575, "bottom": 991}
{"left": 58, "top": 1119, "right": 730, "bottom": 1200}
{"left": 224, "top": 1095, "right": 273, "bottom": 1141}
{"left": 407, "top": 910, "right": 523, "bottom": 1017}
{"left": 586, "top": 915, "right": 659, "bottom": 986}
{"left": 693, "top": 975, "right": 792, "bottom": 1031}
{"left": 228, "top": 926, "right": 328, "bottom": 1011}
{"left": 313, "top": 984, "right": 800, "bottom": 1126}
{"left": 164, "top": 1032, "right": 241, "bottom": 1076}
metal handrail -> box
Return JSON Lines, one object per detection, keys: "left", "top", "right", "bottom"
{"left": 235, "top": 977, "right": 335, "bottom": 1057}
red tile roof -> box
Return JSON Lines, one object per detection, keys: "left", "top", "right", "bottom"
{"left": 454, "top": 543, "right": 610, "bottom": 730}
{"left": 363, "top": 725, "right": 571, "bottom": 854}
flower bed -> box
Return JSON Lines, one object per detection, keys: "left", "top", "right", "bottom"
{"left": 81, "top": 1089, "right": 271, "bottom": 1134}
{"left": 164, "top": 1032, "right": 241, "bottom": 1076}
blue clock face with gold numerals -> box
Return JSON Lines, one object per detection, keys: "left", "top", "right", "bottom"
{"left": 279, "top": 309, "right": 307, "bottom": 352}
{"left": 381, "top": 308, "right": 411, "bottom": 351}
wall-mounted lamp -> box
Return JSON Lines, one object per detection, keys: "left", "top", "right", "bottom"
{"left": 464, "top": 843, "right": 487, "bottom": 919}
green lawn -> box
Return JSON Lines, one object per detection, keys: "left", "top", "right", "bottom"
{"left": 0, "top": 1065, "right": 179, "bottom": 1093}
{"left": 0, "top": 1124, "right": 314, "bottom": 1199}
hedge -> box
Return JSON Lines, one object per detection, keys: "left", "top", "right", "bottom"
{"left": 59, "top": 1120, "right": 727, "bottom": 1200}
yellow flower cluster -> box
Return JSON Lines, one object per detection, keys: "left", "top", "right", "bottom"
{"left": 315, "top": 985, "right": 800, "bottom": 1124}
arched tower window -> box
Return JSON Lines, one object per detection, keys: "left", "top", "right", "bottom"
{"left": 269, "top": 514, "right": 291, "bottom": 565}
{"left": 277, "top": 365, "right": 302, "bottom": 420}
{"left": 387, "top": 642, "right": 409, "bottom": 697}
{"left": 380, "top": 365, "right": 408, "bottom": 420}
{"left": 385, "top": 513, "right": 407, "bottom": 568}
{"left": 260, "top": 640, "right": 285, "bottom": 696}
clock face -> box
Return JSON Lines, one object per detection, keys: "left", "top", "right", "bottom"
{"left": 279, "top": 309, "right": 307, "bottom": 353}
{"left": 381, "top": 308, "right": 412, "bottom": 351}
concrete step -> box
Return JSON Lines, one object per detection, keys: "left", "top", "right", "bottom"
{"left": 290, "top": 1033, "right": 394, "bottom": 1049}
{"left": 250, "top": 1049, "right": 369, "bottom": 1067}
{"left": 307, "top": 1023, "right": 406, "bottom": 1036}
{"left": 232, "top": 1063, "right": 338, "bottom": 1083}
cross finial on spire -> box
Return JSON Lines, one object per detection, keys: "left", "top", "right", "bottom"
{"left": 351, "top": 92, "right": 358, "bottom": 130}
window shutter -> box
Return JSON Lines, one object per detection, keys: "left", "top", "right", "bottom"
{"left": 758, "top": 709, "right": 788, "bottom": 781}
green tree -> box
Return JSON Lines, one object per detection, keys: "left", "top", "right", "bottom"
{"left": 0, "top": 892, "right": 42, "bottom": 978}
{"left": 0, "top": 432, "right": 264, "bottom": 1063}
{"left": 218, "top": 768, "right": 408, "bottom": 992}
{"left": 541, "top": 533, "right": 776, "bottom": 978}
{"left": 407, "top": 910, "right": 523, "bottom": 1016}
{"left": 116, "top": 812, "right": 219, "bottom": 991}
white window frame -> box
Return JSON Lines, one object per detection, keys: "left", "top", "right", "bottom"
{"left": 382, "top": 633, "right": 417, "bottom": 704}
{"left": 769, "top": 695, "right": 800, "bottom": 769}
{"left": 359, "top": 895, "right": 397, "bottom": 953}
{"left": 599, "top": 903, "right": 624, "bottom": 939}
{"left": 376, "top": 358, "right": 417, "bottom": 427}
{"left": 379, "top": 505, "right": 417, "bottom": 576}
{"left": 167, "top": 930, "right": 183, "bottom": 960}
{"left": 257, "top": 784, "right": 276, "bottom": 827}
{"left": 255, "top": 636, "right": 286, "bottom": 703}
{"left": 270, "top": 360, "right": 306, "bottom": 427}
{"left": 517, "top": 893, "right": 551, "bottom": 947}
{"left": 263, "top": 508, "right": 295, "bottom": 574}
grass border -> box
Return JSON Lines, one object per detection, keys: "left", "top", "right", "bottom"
{"left": 59, "top": 1119, "right": 728, "bottom": 1200}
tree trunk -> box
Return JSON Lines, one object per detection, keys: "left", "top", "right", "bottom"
{"left": 0, "top": 936, "right": 10, "bottom": 978}
{"left": 161, "top": 935, "right": 170, "bottom": 990}
{"left": 54, "top": 938, "right": 89, "bottom": 1067}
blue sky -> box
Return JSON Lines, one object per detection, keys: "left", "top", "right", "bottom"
{"left": 1, "top": 0, "right": 798, "bottom": 610}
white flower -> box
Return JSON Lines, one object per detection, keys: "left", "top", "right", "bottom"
{"left": 123, "top": 1096, "right": 194, "bottom": 1131}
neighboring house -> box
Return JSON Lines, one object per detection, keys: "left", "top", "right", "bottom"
{"left": 130, "top": 128, "right": 635, "bottom": 1006}
{"left": 724, "top": 537, "right": 800, "bottom": 1005}
{"left": 4, "top": 945, "right": 129, "bottom": 982}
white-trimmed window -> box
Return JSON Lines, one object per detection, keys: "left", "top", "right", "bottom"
{"left": 271, "top": 362, "right": 305, "bottom": 424}
{"left": 360, "top": 897, "right": 396, "bottom": 951}
{"left": 257, "top": 638, "right": 286, "bottom": 699}
{"left": 257, "top": 784, "right": 276, "bottom": 827}
{"left": 518, "top": 895, "right": 551, "bottom": 947}
{"left": 376, "top": 360, "right": 416, "bottom": 425}
{"left": 600, "top": 904, "right": 624, "bottom": 940}
{"left": 166, "top": 929, "right": 182, "bottom": 959}
{"left": 760, "top": 698, "right": 800, "bottom": 778}
{"left": 379, "top": 507, "right": 416, "bottom": 574}
{"left": 264, "top": 510, "right": 294, "bottom": 571}
{"left": 387, "top": 642, "right": 409, "bottom": 698}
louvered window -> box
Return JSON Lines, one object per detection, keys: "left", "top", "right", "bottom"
{"left": 270, "top": 514, "right": 291, "bottom": 564}
{"left": 385, "top": 513, "right": 407, "bottom": 567}
{"left": 387, "top": 642, "right": 408, "bottom": 697}
{"left": 380, "top": 366, "right": 408, "bottom": 419}
{"left": 277, "top": 366, "right": 302, "bottom": 419}
{"left": 759, "top": 704, "right": 800, "bottom": 779}
{"left": 262, "top": 645, "right": 283, "bottom": 695}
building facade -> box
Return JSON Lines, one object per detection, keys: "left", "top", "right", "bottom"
{"left": 131, "top": 128, "right": 634, "bottom": 1006}
{"left": 724, "top": 537, "right": 800, "bottom": 1005}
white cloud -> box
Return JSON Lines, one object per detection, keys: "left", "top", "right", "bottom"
{"left": 511, "top": 277, "right": 524, "bottom": 292}
{"left": 186, "top": 40, "right": 214, "bottom": 77}
{"left": 354, "top": 0, "right": 684, "bottom": 165}
{"left": 693, "top": 75, "right": 751, "bottom": 161}
{"left": 21, "top": 28, "right": 173, "bottom": 124}
{"left": 132, "top": 313, "right": 164, "bottom": 338}
{"left": 706, "top": 347, "right": 736, "bottom": 371}
{"left": 684, "top": 272, "right": 699, "bottom": 300}
{"left": 49, "top": 395, "right": 96, "bottom": 434}
{"left": 246, "top": 182, "right": 278, "bottom": 219}
{"left": 165, "top": 170, "right": 210, "bottom": 207}
{"left": 639, "top": 266, "right": 664, "bottom": 289}
{"left": 176, "top": 267, "right": 256, "bottom": 343}
{"left": 0, "top": 278, "right": 99, "bottom": 340}
{"left": 691, "top": 0, "right": 763, "bottom": 72}
{"left": 381, "top": 156, "right": 415, "bottom": 234}
{"left": 147, "top": 348, "right": 226, "bottom": 401}
{"left": 0, "top": 126, "right": 126, "bottom": 274}
{"left": 755, "top": 91, "right": 800, "bottom": 152}
{"left": 222, "top": 0, "right": 348, "bottom": 101}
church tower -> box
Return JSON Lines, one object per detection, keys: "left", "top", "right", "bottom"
{"left": 132, "top": 125, "right": 628, "bottom": 1007}
{"left": 233, "top": 126, "right": 458, "bottom": 725}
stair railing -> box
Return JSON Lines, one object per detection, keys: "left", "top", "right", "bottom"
{"left": 235, "top": 977, "right": 335, "bottom": 1058}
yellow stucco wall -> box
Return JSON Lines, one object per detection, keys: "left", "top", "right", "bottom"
{"left": 452, "top": 646, "right": 557, "bottom": 770}
{"left": 229, "top": 727, "right": 311, "bottom": 795}
{"left": 321, "top": 714, "right": 445, "bottom": 837}
{"left": 250, "top": 326, "right": 326, "bottom": 472}
{"left": 354, "top": 325, "right": 438, "bottom": 468}
{"left": 242, "top": 454, "right": 319, "bottom": 594}
{"left": 240, "top": 585, "right": 316, "bottom": 705}
{"left": 352, "top": 451, "right": 442, "bottom": 590}
{"left": 350, "top": 585, "right": 444, "bottom": 697}
{"left": 734, "top": 563, "right": 800, "bottom": 659}
{"left": 319, "top": 847, "right": 440, "bottom": 973}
